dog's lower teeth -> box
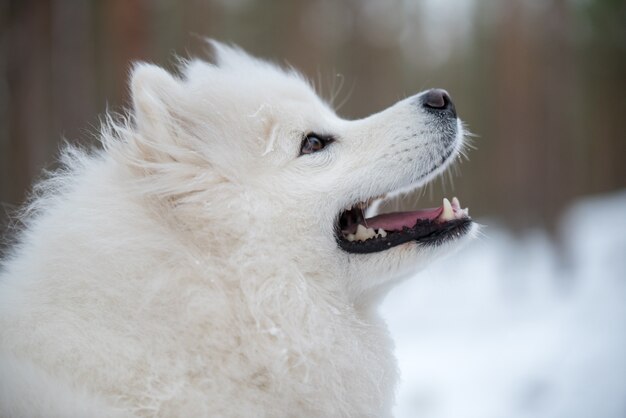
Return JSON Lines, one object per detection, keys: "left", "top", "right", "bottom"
{"left": 438, "top": 197, "right": 471, "bottom": 222}
{"left": 344, "top": 227, "right": 387, "bottom": 242}
{"left": 354, "top": 224, "right": 376, "bottom": 241}
{"left": 440, "top": 198, "right": 454, "bottom": 221}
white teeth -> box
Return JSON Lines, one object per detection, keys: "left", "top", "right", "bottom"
{"left": 344, "top": 226, "right": 387, "bottom": 242}
{"left": 462, "top": 208, "right": 469, "bottom": 217}
{"left": 452, "top": 197, "right": 461, "bottom": 210}
{"left": 355, "top": 224, "right": 376, "bottom": 241}
{"left": 441, "top": 198, "right": 454, "bottom": 221}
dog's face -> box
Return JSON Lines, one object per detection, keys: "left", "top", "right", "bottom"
{"left": 129, "top": 42, "right": 475, "bottom": 301}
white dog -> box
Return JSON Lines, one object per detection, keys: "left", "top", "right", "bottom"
{"left": 0, "top": 42, "right": 475, "bottom": 417}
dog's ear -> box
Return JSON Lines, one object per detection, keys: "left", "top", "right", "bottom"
{"left": 130, "top": 63, "right": 180, "bottom": 140}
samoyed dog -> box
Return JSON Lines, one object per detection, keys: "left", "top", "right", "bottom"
{"left": 0, "top": 42, "right": 475, "bottom": 417}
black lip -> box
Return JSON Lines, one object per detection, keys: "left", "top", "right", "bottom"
{"left": 336, "top": 218, "right": 473, "bottom": 254}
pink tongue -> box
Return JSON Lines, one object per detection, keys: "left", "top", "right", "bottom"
{"left": 366, "top": 206, "right": 443, "bottom": 231}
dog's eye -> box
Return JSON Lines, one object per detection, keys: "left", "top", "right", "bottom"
{"left": 300, "top": 134, "right": 332, "bottom": 155}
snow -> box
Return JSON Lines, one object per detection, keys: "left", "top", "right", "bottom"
{"left": 381, "top": 191, "right": 626, "bottom": 418}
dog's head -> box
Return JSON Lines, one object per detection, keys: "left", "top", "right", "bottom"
{"left": 124, "top": 42, "right": 476, "bottom": 302}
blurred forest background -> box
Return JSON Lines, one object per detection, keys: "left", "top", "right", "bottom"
{"left": 0, "top": 0, "right": 624, "bottom": 233}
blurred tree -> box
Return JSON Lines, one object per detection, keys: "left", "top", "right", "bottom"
{"left": 0, "top": 0, "right": 624, "bottom": 238}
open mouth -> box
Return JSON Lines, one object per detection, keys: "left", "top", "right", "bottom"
{"left": 337, "top": 196, "right": 472, "bottom": 254}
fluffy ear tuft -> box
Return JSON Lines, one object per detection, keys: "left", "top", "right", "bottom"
{"left": 130, "top": 63, "right": 180, "bottom": 137}
{"left": 206, "top": 39, "right": 266, "bottom": 70}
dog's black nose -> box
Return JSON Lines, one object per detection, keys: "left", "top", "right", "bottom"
{"left": 421, "top": 89, "right": 456, "bottom": 118}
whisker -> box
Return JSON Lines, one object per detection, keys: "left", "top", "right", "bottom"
{"left": 316, "top": 67, "right": 323, "bottom": 100}
{"left": 335, "top": 80, "right": 356, "bottom": 113}
{"left": 330, "top": 73, "right": 345, "bottom": 107}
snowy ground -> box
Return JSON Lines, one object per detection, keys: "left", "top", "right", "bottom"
{"left": 381, "top": 191, "right": 626, "bottom": 418}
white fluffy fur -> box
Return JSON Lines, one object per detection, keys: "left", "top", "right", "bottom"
{"left": 0, "top": 43, "right": 475, "bottom": 417}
